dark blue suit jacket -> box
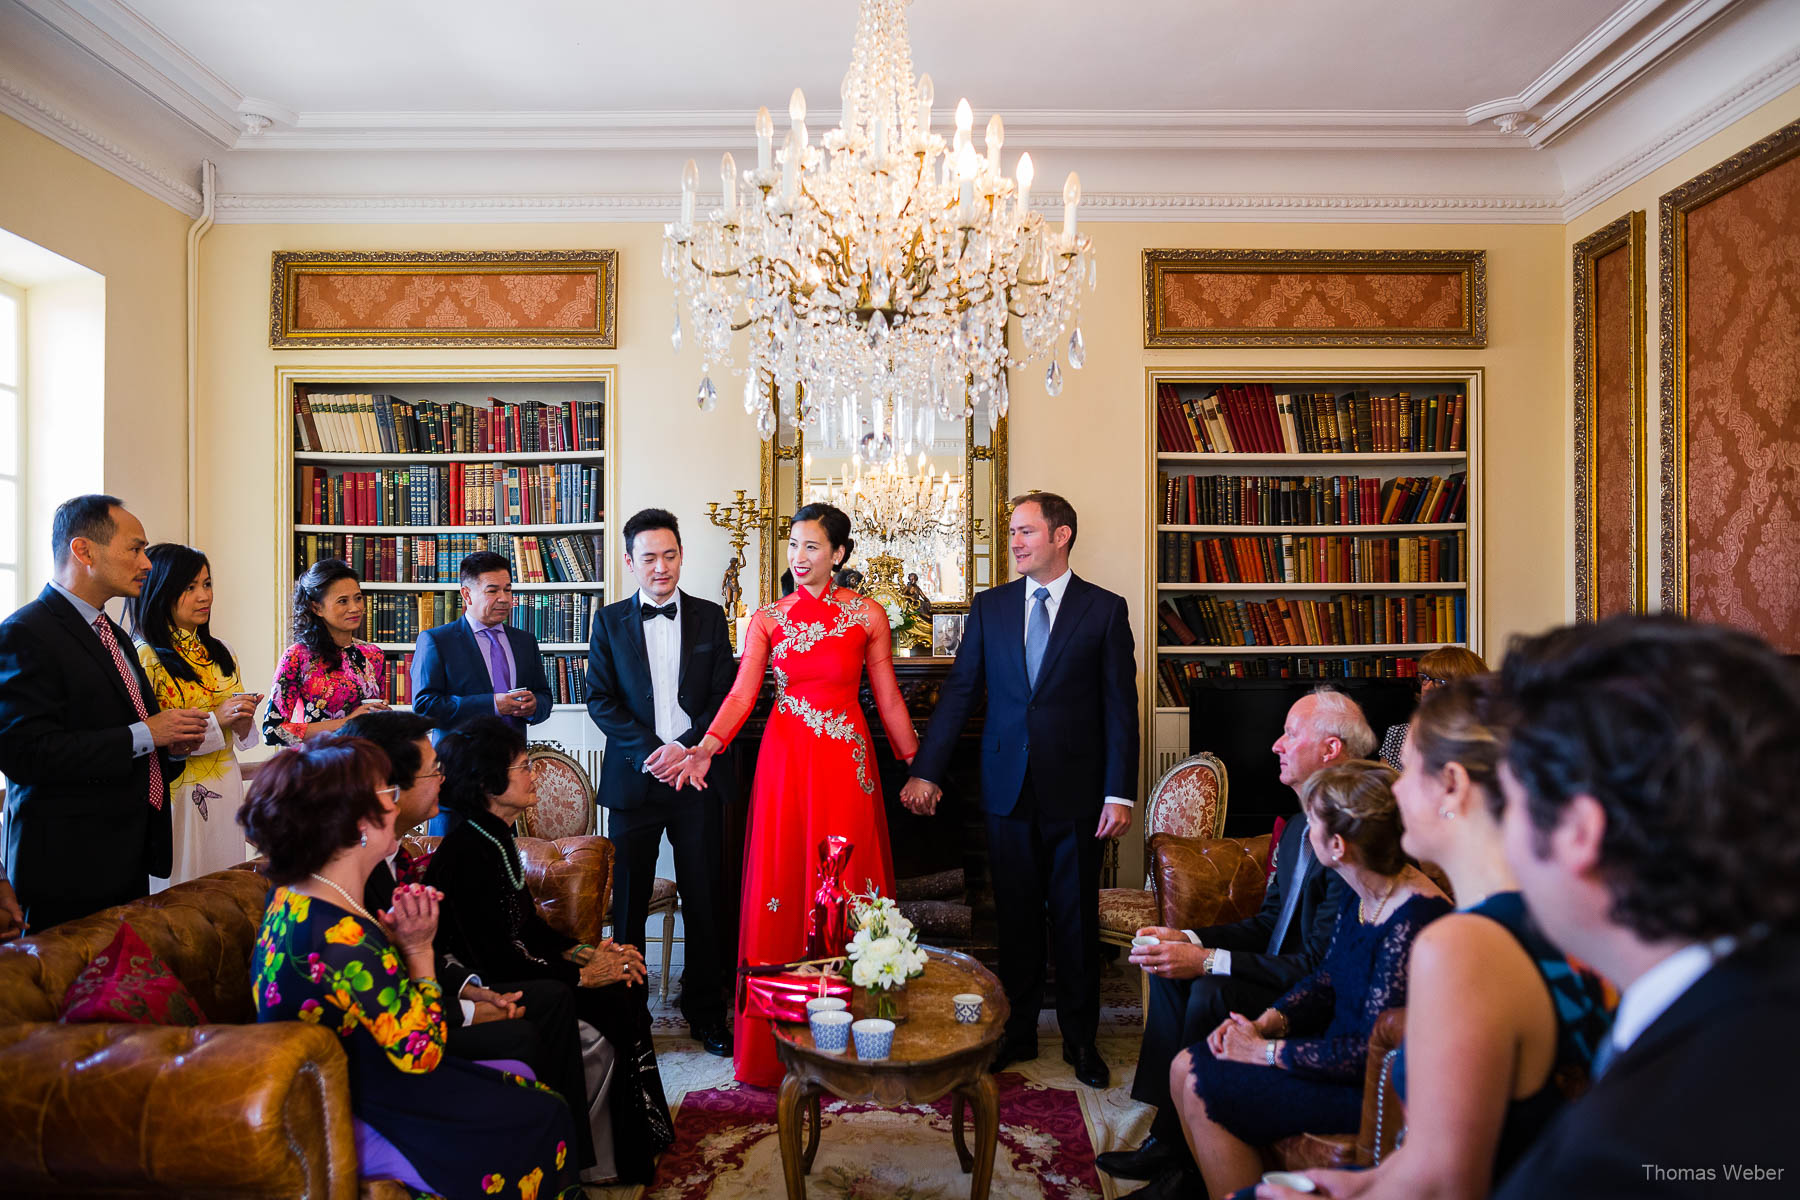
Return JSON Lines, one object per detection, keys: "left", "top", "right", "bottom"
{"left": 912, "top": 573, "right": 1138, "bottom": 820}
{"left": 410, "top": 619, "right": 553, "bottom": 734}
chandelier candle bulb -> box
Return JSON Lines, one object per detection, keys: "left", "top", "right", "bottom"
{"left": 1063, "top": 172, "right": 1081, "bottom": 242}
{"left": 756, "top": 105, "right": 773, "bottom": 172}
{"left": 680, "top": 158, "right": 699, "bottom": 228}
{"left": 985, "top": 114, "right": 1003, "bottom": 174}
{"left": 720, "top": 152, "right": 737, "bottom": 218}
{"left": 790, "top": 87, "right": 807, "bottom": 150}
{"left": 1016, "top": 151, "right": 1033, "bottom": 213}
{"left": 916, "top": 74, "right": 934, "bottom": 138}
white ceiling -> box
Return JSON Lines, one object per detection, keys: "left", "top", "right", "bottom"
{"left": 2, "top": 0, "right": 1798, "bottom": 220}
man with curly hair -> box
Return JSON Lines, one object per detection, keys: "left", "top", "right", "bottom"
{"left": 1491, "top": 614, "right": 1800, "bottom": 1198}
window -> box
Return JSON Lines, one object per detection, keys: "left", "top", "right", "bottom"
{"left": 0, "top": 280, "right": 18, "bottom": 612}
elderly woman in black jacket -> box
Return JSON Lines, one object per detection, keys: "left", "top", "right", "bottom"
{"left": 424, "top": 717, "right": 672, "bottom": 1186}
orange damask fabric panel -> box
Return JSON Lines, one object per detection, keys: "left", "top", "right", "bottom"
{"left": 1683, "top": 152, "right": 1800, "bottom": 650}
{"left": 292, "top": 272, "right": 600, "bottom": 331}
{"left": 1592, "top": 245, "right": 1636, "bottom": 617}
{"left": 1159, "top": 271, "right": 1465, "bottom": 332}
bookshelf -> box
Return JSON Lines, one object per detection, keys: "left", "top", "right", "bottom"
{"left": 1144, "top": 367, "right": 1484, "bottom": 781}
{"left": 275, "top": 367, "right": 616, "bottom": 740}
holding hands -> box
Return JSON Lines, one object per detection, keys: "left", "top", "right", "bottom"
{"left": 899, "top": 776, "right": 942, "bottom": 815}
{"left": 644, "top": 742, "right": 691, "bottom": 784}
{"left": 672, "top": 739, "right": 718, "bottom": 791}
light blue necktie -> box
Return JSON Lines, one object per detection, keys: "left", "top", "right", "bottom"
{"left": 1025, "top": 585, "right": 1051, "bottom": 688}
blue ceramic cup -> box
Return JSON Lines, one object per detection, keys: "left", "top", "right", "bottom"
{"left": 852, "top": 1017, "right": 895, "bottom": 1060}
{"left": 811, "top": 1009, "right": 853, "bottom": 1055}
{"left": 953, "top": 993, "right": 983, "bottom": 1023}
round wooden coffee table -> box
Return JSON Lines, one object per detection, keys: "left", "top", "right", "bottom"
{"left": 769, "top": 947, "right": 1011, "bottom": 1200}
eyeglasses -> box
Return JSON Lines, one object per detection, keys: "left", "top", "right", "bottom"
{"left": 508, "top": 760, "right": 534, "bottom": 774}
{"left": 375, "top": 785, "right": 400, "bottom": 807}
{"left": 1419, "top": 673, "right": 1449, "bottom": 687}
{"left": 414, "top": 769, "right": 442, "bottom": 781}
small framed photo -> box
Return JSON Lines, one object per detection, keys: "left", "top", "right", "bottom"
{"left": 932, "top": 613, "right": 967, "bottom": 657}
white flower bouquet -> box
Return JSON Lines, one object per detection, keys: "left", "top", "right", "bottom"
{"left": 846, "top": 890, "right": 927, "bottom": 1020}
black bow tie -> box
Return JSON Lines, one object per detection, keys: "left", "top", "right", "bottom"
{"left": 641, "top": 602, "right": 677, "bottom": 621}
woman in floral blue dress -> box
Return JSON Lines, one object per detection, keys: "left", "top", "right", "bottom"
{"left": 245, "top": 737, "right": 580, "bottom": 1200}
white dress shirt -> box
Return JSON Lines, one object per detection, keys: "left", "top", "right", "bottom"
{"left": 637, "top": 590, "right": 692, "bottom": 756}
{"left": 1020, "top": 570, "right": 1132, "bottom": 811}
{"left": 1607, "top": 935, "right": 1738, "bottom": 1057}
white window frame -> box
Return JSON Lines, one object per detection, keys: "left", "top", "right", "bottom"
{"left": 0, "top": 278, "right": 20, "bottom": 613}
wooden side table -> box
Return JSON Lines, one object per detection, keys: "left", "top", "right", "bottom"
{"left": 769, "top": 947, "right": 1011, "bottom": 1200}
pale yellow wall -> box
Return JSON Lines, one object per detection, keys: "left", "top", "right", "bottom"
{"left": 0, "top": 114, "right": 191, "bottom": 556}
{"left": 1562, "top": 82, "right": 1800, "bottom": 608}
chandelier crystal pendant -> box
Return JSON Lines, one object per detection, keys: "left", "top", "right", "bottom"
{"left": 811, "top": 451, "right": 966, "bottom": 576}
{"left": 664, "top": 0, "right": 1094, "bottom": 467}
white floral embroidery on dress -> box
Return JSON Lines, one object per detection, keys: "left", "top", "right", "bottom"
{"left": 776, "top": 692, "right": 875, "bottom": 795}
{"left": 767, "top": 897, "right": 781, "bottom": 912}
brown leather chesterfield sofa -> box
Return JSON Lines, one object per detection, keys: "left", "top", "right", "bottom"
{"left": 0, "top": 834, "right": 612, "bottom": 1200}
{"left": 1148, "top": 831, "right": 1408, "bottom": 1173}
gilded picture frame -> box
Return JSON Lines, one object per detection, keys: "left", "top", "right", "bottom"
{"left": 1142, "top": 248, "right": 1487, "bottom": 348}
{"left": 1658, "top": 118, "right": 1800, "bottom": 620}
{"left": 270, "top": 249, "right": 618, "bottom": 348}
{"left": 1573, "top": 210, "right": 1647, "bottom": 620}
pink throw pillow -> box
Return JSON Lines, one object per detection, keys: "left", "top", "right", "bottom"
{"left": 59, "top": 921, "right": 208, "bottom": 1026}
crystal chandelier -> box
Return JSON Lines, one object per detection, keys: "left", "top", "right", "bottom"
{"left": 664, "top": 0, "right": 1094, "bottom": 466}
{"left": 810, "top": 452, "right": 966, "bottom": 568}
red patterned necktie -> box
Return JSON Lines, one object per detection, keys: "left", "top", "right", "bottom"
{"left": 92, "top": 614, "right": 165, "bottom": 811}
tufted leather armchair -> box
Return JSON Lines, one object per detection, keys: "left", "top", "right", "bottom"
{"left": 1147, "top": 831, "right": 1411, "bottom": 1172}
{"left": 0, "top": 834, "right": 612, "bottom": 1200}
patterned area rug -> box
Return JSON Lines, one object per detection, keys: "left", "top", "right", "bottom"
{"left": 587, "top": 961, "right": 1155, "bottom": 1200}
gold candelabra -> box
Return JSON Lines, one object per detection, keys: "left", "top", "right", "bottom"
{"left": 706, "top": 489, "right": 772, "bottom": 650}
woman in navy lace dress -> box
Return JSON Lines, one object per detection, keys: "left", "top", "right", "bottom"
{"left": 1251, "top": 679, "right": 1611, "bottom": 1200}
{"left": 1163, "top": 760, "right": 1451, "bottom": 1199}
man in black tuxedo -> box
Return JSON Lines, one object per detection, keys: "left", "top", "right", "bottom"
{"left": 1101, "top": 688, "right": 1364, "bottom": 1195}
{"left": 0, "top": 495, "right": 209, "bottom": 932}
{"left": 340, "top": 709, "right": 594, "bottom": 1173}
{"left": 584, "top": 509, "right": 737, "bottom": 1056}
{"left": 1481, "top": 617, "right": 1800, "bottom": 1199}
{"left": 903, "top": 491, "right": 1138, "bottom": 1089}
{"left": 412, "top": 550, "right": 554, "bottom": 739}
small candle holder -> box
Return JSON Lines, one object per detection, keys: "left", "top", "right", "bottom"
{"left": 707, "top": 489, "right": 772, "bottom": 651}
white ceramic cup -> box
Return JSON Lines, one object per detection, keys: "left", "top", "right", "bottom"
{"left": 806, "top": 996, "right": 848, "bottom": 1016}
{"left": 851, "top": 1017, "right": 896, "bottom": 1060}
{"left": 1261, "top": 1170, "right": 1319, "bottom": 1193}
{"left": 1130, "top": 934, "right": 1160, "bottom": 949}
{"left": 952, "top": 993, "right": 983, "bottom": 1023}
{"left": 810, "top": 1009, "right": 853, "bottom": 1055}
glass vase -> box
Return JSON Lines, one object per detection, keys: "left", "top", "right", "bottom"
{"left": 859, "top": 980, "right": 910, "bottom": 1024}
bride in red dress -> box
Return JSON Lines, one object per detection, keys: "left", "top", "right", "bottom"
{"left": 677, "top": 504, "right": 918, "bottom": 1086}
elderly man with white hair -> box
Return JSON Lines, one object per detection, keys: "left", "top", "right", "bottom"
{"left": 1098, "top": 687, "right": 1366, "bottom": 1197}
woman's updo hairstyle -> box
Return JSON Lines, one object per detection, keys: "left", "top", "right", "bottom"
{"left": 1299, "top": 759, "right": 1407, "bottom": 875}
{"left": 238, "top": 738, "right": 391, "bottom": 885}
{"left": 791, "top": 502, "right": 855, "bottom": 570}
{"left": 436, "top": 715, "right": 528, "bottom": 816}
{"left": 1411, "top": 675, "right": 1507, "bottom": 819}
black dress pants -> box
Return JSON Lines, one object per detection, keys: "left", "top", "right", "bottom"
{"left": 984, "top": 771, "right": 1103, "bottom": 1049}
{"left": 445, "top": 977, "right": 594, "bottom": 1170}
{"left": 1132, "top": 971, "right": 1279, "bottom": 1142}
{"left": 606, "top": 782, "right": 727, "bottom": 1027}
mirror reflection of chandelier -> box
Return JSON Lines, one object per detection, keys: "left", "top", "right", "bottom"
{"left": 664, "top": 0, "right": 1094, "bottom": 466}
{"left": 811, "top": 452, "right": 965, "bottom": 582}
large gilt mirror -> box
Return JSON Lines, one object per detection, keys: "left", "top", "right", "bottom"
{"left": 759, "top": 395, "right": 1008, "bottom": 617}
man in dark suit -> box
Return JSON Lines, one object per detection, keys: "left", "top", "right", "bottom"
{"left": 1481, "top": 617, "right": 1800, "bottom": 1199}
{"left": 1101, "top": 688, "right": 1364, "bottom": 1195}
{"left": 339, "top": 709, "right": 595, "bottom": 1173}
{"left": 0, "top": 495, "right": 209, "bottom": 932}
{"left": 903, "top": 491, "right": 1138, "bottom": 1088}
{"left": 584, "top": 508, "right": 737, "bottom": 1057}
{"left": 411, "top": 550, "right": 554, "bottom": 737}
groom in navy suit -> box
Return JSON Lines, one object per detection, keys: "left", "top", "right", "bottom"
{"left": 411, "top": 551, "right": 554, "bottom": 742}
{"left": 904, "top": 491, "right": 1138, "bottom": 1087}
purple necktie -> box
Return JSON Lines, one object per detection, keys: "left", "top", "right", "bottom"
{"left": 479, "top": 626, "right": 512, "bottom": 692}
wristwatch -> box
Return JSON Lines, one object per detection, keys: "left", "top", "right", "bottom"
{"left": 1202, "top": 949, "right": 1217, "bottom": 975}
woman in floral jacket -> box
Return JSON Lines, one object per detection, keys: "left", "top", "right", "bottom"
{"left": 246, "top": 738, "right": 580, "bottom": 1200}
{"left": 264, "top": 558, "right": 387, "bottom": 746}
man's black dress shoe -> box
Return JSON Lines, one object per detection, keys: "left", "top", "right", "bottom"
{"left": 989, "top": 1035, "right": 1039, "bottom": 1074}
{"left": 1063, "top": 1042, "right": 1110, "bottom": 1088}
{"left": 693, "top": 1021, "right": 733, "bottom": 1058}
{"left": 1096, "top": 1133, "right": 1186, "bottom": 1180}
{"left": 1118, "top": 1165, "right": 1203, "bottom": 1198}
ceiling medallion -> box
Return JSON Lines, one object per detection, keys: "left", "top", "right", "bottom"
{"left": 664, "top": 0, "right": 1094, "bottom": 465}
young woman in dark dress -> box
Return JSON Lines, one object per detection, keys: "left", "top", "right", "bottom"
{"left": 1251, "top": 679, "right": 1611, "bottom": 1200}
{"left": 244, "top": 738, "right": 581, "bottom": 1200}
{"left": 424, "top": 717, "right": 673, "bottom": 1186}
{"left": 1160, "top": 760, "right": 1451, "bottom": 1200}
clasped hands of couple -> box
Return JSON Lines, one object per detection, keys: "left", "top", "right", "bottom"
{"left": 377, "top": 883, "right": 649, "bottom": 1027}
{"left": 144, "top": 690, "right": 264, "bottom": 758}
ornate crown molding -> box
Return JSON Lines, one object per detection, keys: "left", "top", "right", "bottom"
{"left": 0, "top": 73, "right": 201, "bottom": 213}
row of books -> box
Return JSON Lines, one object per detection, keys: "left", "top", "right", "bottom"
{"left": 296, "top": 463, "right": 603, "bottom": 527}
{"left": 1158, "top": 472, "right": 1467, "bottom": 528}
{"left": 1156, "top": 591, "right": 1467, "bottom": 649}
{"left": 498, "top": 594, "right": 601, "bottom": 644}
{"left": 1156, "top": 381, "right": 1467, "bottom": 455}
{"left": 298, "top": 533, "right": 605, "bottom": 585}
{"left": 1158, "top": 532, "right": 1465, "bottom": 586}
{"left": 380, "top": 651, "right": 591, "bottom": 706}
{"left": 295, "top": 393, "right": 605, "bottom": 455}
{"left": 367, "top": 592, "right": 464, "bottom": 643}
{"left": 1155, "top": 655, "right": 1424, "bottom": 705}
{"left": 365, "top": 593, "right": 600, "bottom": 644}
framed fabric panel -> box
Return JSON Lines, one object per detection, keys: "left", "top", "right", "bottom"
{"left": 270, "top": 250, "right": 618, "bottom": 348}
{"left": 1573, "top": 211, "right": 1647, "bottom": 619}
{"left": 1142, "top": 249, "right": 1486, "bottom": 348}
{"left": 1659, "top": 118, "right": 1800, "bottom": 648}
